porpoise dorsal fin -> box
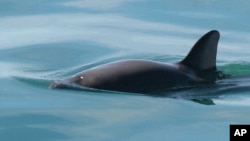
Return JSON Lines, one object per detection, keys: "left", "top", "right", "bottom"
{"left": 180, "top": 30, "right": 220, "bottom": 71}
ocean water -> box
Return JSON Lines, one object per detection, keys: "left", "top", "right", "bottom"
{"left": 1, "top": 0, "right": 250, "bottom": 141}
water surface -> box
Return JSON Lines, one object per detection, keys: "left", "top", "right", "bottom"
{"left": 1, "top": 0, "right": 250, "bottom": 141}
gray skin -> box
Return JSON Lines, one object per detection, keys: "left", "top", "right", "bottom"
{"left": 50, "top": 30, "right": 220, "bottom": 94}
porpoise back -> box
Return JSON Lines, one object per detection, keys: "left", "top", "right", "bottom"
{"left": 50, "top": 30, "right": 220, "bottom": 94}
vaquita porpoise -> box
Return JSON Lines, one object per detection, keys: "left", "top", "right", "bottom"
{"left": 50, "top": 30, "right": 224, "bottom": 94}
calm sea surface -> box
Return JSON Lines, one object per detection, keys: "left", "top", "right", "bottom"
{"left": 1, "top": 0, "right": 250, "bottom": 141}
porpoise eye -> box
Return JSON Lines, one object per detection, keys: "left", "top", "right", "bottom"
{"left": 75, "top": 76, "right": 84, "bottom": 84}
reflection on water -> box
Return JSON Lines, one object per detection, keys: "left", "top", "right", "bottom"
{"left": 0, "top": 13, "right": 204, "bottom": 53}
{"left": 0, "top": 113, "right": 70, "bottom": 141}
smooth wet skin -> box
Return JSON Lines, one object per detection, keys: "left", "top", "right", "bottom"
{"left": 50, "top": 60, "right": 199, "bottom": 93}
{"left": 50, "top": 30, "right": 220, "bottom": 94}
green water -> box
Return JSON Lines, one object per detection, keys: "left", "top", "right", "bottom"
{"left": 1, "top": 0, "right": 250, "bottom": 141}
